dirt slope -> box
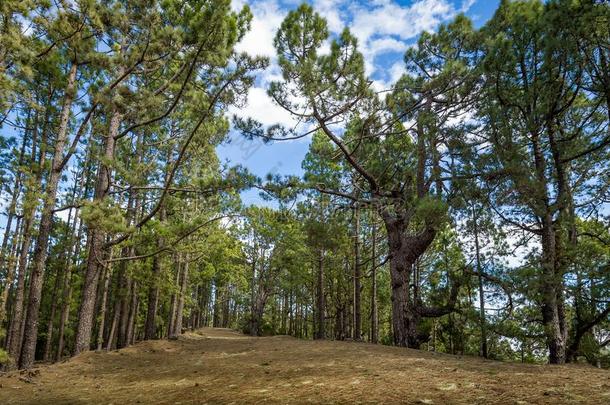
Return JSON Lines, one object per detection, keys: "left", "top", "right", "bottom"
{"left": 0, "top": 327, "right": 608, "bottom": 404}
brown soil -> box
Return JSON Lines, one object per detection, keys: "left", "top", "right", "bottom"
{"left": 0, "top": 327, "right": 608, "bottom": 404}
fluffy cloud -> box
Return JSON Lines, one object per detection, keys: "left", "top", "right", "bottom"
{"left": 231, "top": 0, "right": 476, "bottom": 130}
{"left": 235, "top": 0, "right": 285, "bottom": 58}
{"left": 229, "top": 87, "right": 296, "bottom": 128}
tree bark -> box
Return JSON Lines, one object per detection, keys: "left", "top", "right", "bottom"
{"left": 74, "top": 103, "right": 121, "bottom": 355}
{"left": 353, "top": 206, "right": 361, "bottom": 341}
{"left": 314, "top": 250, "right": 325, "bottom": 339}
{"left": 0, "top": 120, "right": 28, "bottom": 324}
{"left": 383, "top": 212, "right": 437, "bottom": 348}
{"left": 370, "top": 224, "right": 378, "bottom": 344}
{"left": 167, "top": 260, "right": 180, "bottom": 339}
{"left": 471, "top": 207, "right": 488, "bottom": 358}
{"left": 540, "top": 215, "right": 567, "bottom": 364}
{"left": 19, "top": 63, "right": 78, "bottom": 369}
{"left": 173, "top": 259, "right": 189, "bottom": 337}
{"left": 96, "top": 264, "right": 111, "bottom": 351}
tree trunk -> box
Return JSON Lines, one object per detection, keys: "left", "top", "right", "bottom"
{"left": 472, "top": 207, "right": 487, "bottom": 358}
{"left": 0, "top": 122, "right": 28, "bottom": 324}
{"left": 96, "top": 264, "right": 111, "bottom": 351}
{"left": 167, "top": 260, "right": 181, "bottom": 340}
{"left": 7, "top": 103, "right": 50, "bottom": 363}
{"left": 540, "top": 216, "right": 567, "bottom": 364}
{"left": 42, "top": 264, "right": 63, "bottom": 361}
{"left": 126, "top": 281, "right": 138, "bottom": 345}
{"left": 383, "top": 214, "right": 436, "bottom": 348}
{"left": 174, "top": 256, "right": 189, "bottom": 337}
{"left": 370, "top": 224, "right": 378, "bottom": 344}
{"left": 19, "top": 63, "right": 79, "bottom": 369}
{"left": 353, "top": 207, "right": 361, "bottom": 341}
{"left": 74, "top": 102, "right": 122, "bottom": 355}
{"left": 314, "top": 250, "right": 325, "bottom": 339}
{"left": 6, "top": 216, "right": 33, "bottom": 361}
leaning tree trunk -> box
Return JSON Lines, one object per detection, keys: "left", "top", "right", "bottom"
{"left": 19, "top": 63, "right": 78, "bottom": 369}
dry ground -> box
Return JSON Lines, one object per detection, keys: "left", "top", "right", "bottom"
{"left": 0, "top": 328, "right": 608, "bottom": 404}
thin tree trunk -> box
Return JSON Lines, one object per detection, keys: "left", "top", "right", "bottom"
{"left": 96, "top": 265, "right": 111, "bottom": 351}
{"left": 20, "top": 63, "right": 78, "bottom": 369}
{"left": 173, "top": 258, "right": 189, "bottom": 337}
{"left": 471, "top": 206, "right": 488, "bottom": 358}
{"left": 353, "top": 206, "right": 361, "bottom": 341}
{"left": 42, "top": 265, "right": 63, "bottom": 361}
{"left": 6, "top": 107, "right": 49, "bottom": 362}
{"left": 315, "top": 250, "right": 324, "bottom": 339}
{"left": 126, "top": 281, "right": 138, "bottom": 345}
{"left": 370, "top": 224, "right": 378, "bottom": 344}
{"left": 0, "top": 121, "right": 28, "bottom": 324}
{"left": 167, "top": 259, "right": 180, "bottom": 339}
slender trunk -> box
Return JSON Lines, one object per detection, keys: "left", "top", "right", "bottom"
{"left": 353, "top": 207, "right": 361, "bottom": 341}
{"left": 144, "top": 185, "right": 168, "bottom": 339}
{"left": 19, "top": 63, "right": 78, "bottom": 369}
{"left": 222, "top": 287, "right": 230, "bottom": 328}
{"left": 6, "top": 217, "right": 32, "bottom": 360}
{"left": 249, "top": 256, "right": 257, "bottom": 336}
{"left": 315, "top": 250, "right": 324, "bottom": 339}
{"left": 173, "top": 259, "right": 189, "bottom": 337}
{"left": 7, "top": 104, "right": 49, "bottom": 362}
{"left": 144, "top": 252, "right": 162, "bottom": 340}
{"left": 56, "top": 269, "right": 73, "bottom": 362}
{"left": 42, "top": 264, "right": 63, "bottom": 361}
{"left": 540, "top": 215, "right": 566, "bottom": 364}
{"left": 370, "top": 225, "right": 378, "bottom": 344}
{"left": 167, "top": 260, "right": 180, "bottom": 339}
{"left": 1, "top": 215, "right": 23, "bottom": 349}
{"left": 96, "top": 265, "right": 111, "bottom": 351}
{"left": 472, "top": 207, "right": 488, "bottom": 358}
{"left": 0, "top": 122, "right": 28, "bottom": 323}
{"left": 213, "top": 282, "right": 220, "bottom": 328}
{"left": 126, "top": 281, "right": 138, "bottom": 345}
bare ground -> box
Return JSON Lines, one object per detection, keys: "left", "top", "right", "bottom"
{"left": 0, "top": 328, "right": 608, "bottom": 404}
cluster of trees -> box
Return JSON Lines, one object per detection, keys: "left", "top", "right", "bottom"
{"left": 238, "top": 0, "right": 610, "bottom": 366}
{"left": 0, "top": 0, "right": 266, "bottom": 369}
{"left": 0, "top": 0, "right": 607, "bottom": 371}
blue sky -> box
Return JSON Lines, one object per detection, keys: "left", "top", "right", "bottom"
{"left": 217, "top": 0, "right": 501, "bottom": 205}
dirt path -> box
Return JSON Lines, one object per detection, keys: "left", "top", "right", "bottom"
{"left": 0, "top": 328, "right": 608, "bottom": 404}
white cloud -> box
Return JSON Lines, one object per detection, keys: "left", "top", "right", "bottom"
{"left": 230, "top": 87, "right": 296, "bottom": 128}
{"left": 313, "top": 0, "right": 345, "bottom": 33}
{"left": 231, "top": 0, "right": 476, "bottom": 128}
{"left": 389, "top": 61, "right": 406, "bottom": 83}
{"left": 235, "top": 0, "right": 285, "bottom": 58}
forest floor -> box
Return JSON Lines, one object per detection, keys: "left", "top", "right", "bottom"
{"left": 0, "top": 328, "right": 608, "bottom": 404}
